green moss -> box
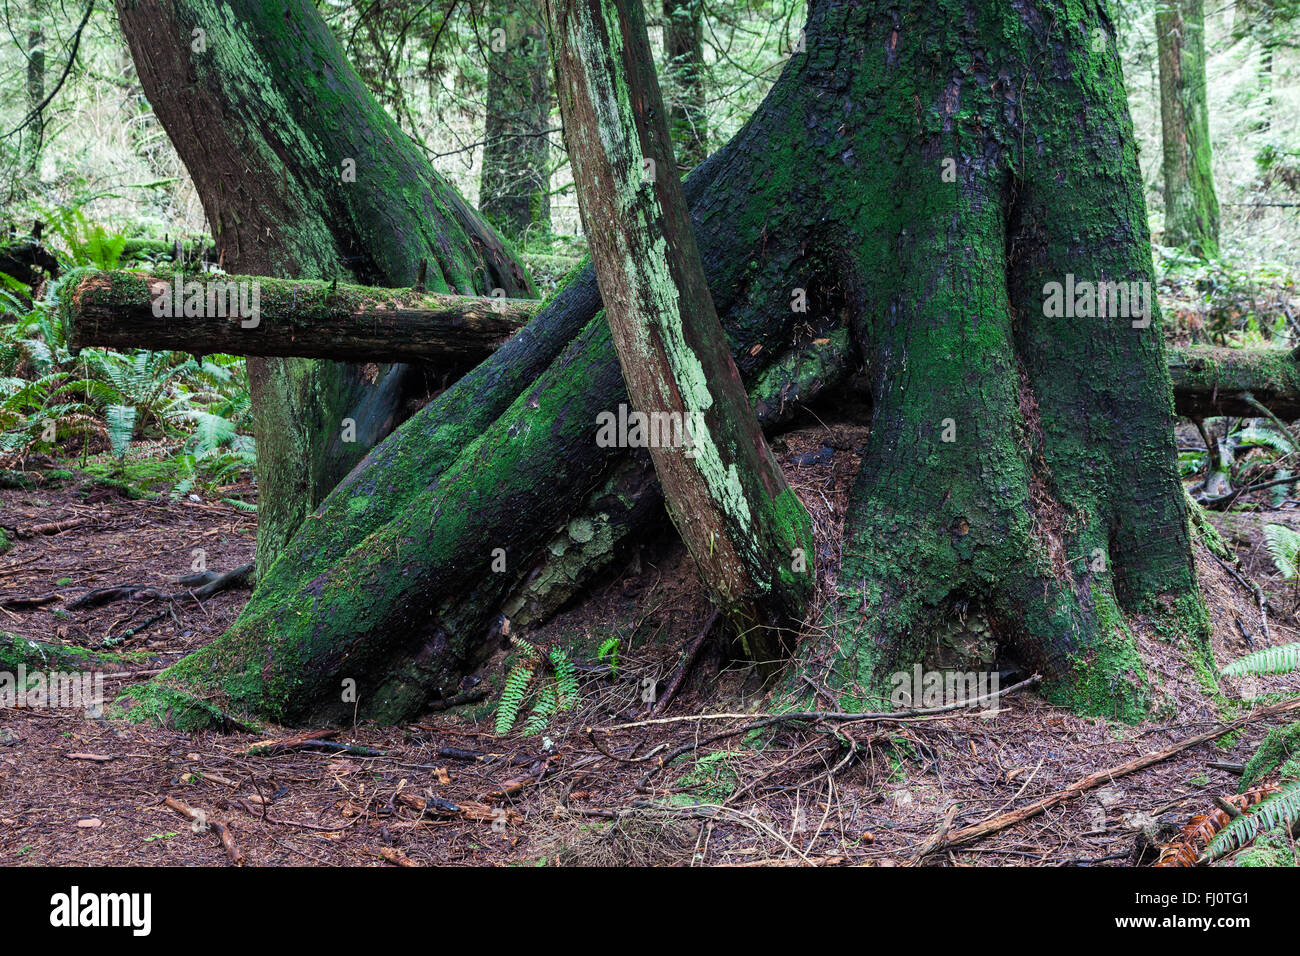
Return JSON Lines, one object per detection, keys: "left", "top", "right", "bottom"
{"left": 1233, "top": 828, "right": 1296, "bottom": 867}
{"left": 0, "top": 632, "right": 155, "bottom": 671}
{"left": 115, "top": 682, "right": 253, "bottom": 733}
{"left": 1240, "top": 722, "right": 1300, "bottom": 790}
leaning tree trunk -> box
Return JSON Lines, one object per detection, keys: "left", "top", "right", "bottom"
{"left": 114, "top": 0, "right": 533, "bottom": 571}
{"left": 547, "top": 0, "right": 814, "bottom": 660}
{"left": 134, "top": 0, "right": 1208, "bottom": 728}
{"left": 1156, "top": 0, "right": 1220, "bottom": 258}
{"left": 479, "top": 0, "right": 552, "bottom": 240}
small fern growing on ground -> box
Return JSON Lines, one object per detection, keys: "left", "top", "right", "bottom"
{"left": 494, "top": 639, "right": 580, "bottom": 736}
{"left": 1222, "top": 642, "right": 1300, "bottom": 678}
{"left": 1263, "top": 524, "right": 1300, "bottom": 581}
{"left": 597, "top": 637, "right": 620, "bottom": 676}
{"left": 1207, "top": 780, "right": 1300, "bottom": 861}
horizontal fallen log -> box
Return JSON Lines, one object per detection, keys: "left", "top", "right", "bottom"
{"left": 1168, "top": 345, "right": 1300, "bottom": 419}
{"left": 67, "top": 271, "right": 540, "bottom": 365}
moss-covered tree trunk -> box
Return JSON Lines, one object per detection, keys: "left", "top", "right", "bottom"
{"left": 662, "top": 0, "right": 706, "bottom": 168}
{"left": 546, "top": 0, "right": 814, "bottom": 659}
{"left": 479, "top": 1, "right": 552, "bottom": 239}
{"left": 1156, "top": 0, "right": 1220, "bottom": 258}
{"left": 136, "top": 0, "right": 1207, "bottom": 728}
{"left": 19, "top": 0, "right": 45, "bottom": 185}
{"left": 114, "top": 0, "right": 533, "bottom": 571}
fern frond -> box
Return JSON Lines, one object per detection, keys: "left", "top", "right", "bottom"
{"left": 597, "top": 636, "right": 620, "bottom": 676}
{"left": 1262, "top": 524, "right": 1300, "bottom": 581}
{"left": 1206, "top": 780, "right": 1300, "bottom": 861}
{"left": 106, "top": 405, "right": 136, "bottom": 459}
{"left": 1236, "top": 425, "right": 1296, "bottom": 456}
{"left": 522, "top": 684, "right": 558, "bottom": 736}
{"left": 509, "top": 636, "right": 540, "bottom": 662}
{"left": 495, "top": 661, "right": 535, "bottom": 735}
{"left": 1222, "top": 642, "right": 1300, "bottom": 677}
{"left": 550, "top": 646, "right": 579, "bottom": 711}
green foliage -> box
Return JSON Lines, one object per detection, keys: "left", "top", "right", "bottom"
{"left": 495, "top": 650, "right": 536, "bottom": 735}
{"left": 597, "top": 636, "right": 621, "bottom": 676}
{"left": 1222, "top": 641, "right": 1300, "bottom": 677}
{"left": 494, "top": 638, "right": 580, "bottom": 736}
{"left": 1262, "top": 524, "right": 1300, "bottom": 581}
{"left": 1207, "top": 780, "right": 1300, "bottom": 861}
{"left": 0, "top": 264, "right": 253, "bottom": 492}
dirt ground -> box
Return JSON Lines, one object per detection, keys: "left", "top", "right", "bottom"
{"left": 1, "top": 431, "right": 1298, "bottom": 867}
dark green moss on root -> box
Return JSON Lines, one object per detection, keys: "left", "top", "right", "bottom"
{"left": 0, "top": 633, "right": 158, "bottom": 672}
{"left": 1233, "top": 829, "right": 1297, "bottom": 867}
{"left": 1240, "top": 722, "right": 1300, "bottom": 791}
{"left": 115, "top": 682, "right": 256, "bottom": 734}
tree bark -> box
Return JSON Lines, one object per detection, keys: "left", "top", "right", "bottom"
{"left": 546, "top": 0, "right": 814, "bottom": 661}
{"left": 479, "top": 0, "right": 552, "bottom": 240}
{"left": 135, "top": 0, "right": 1210, "bottom": 728}
{"left": 67, "top": 271, "right": 535, "bottom": 364}
{"left": 114, "top": 0, "right": 534, "bottom": 572}
{"left": 662, "top": 0, "right": 706, "bottom": 169}
{"left": 21, "top": 0, "right": 45, "bottom": 184}
{"left": 1157, "top": 0, "right": 1220, "bottom": 258}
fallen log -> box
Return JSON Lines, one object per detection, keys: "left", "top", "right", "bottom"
{"left": 1168, "top": 345, "right": 1300, "bottom": 419}
{"left": 66, "top": 271, "right": 539, "bottom": 365}
{"left": 65, "top": 274, "right": 1300, "bottom": 419}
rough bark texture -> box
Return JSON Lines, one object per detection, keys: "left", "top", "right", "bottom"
{"left": 135, "top": 0, "right": 1207, "bottom": 728}
{"left": 547, "top": 0, "right": 814, "bottom": 658}
{"left": 67, "top": 271, "right": 535, "bottom": 365}
{"left": 662, "top": 0, "right": 706, "bottom": 168}
{"left": 480, "top": 0, "right": 552, "bottom": 239}
{"left": 1157, "top": 0, "right": 1220, "bottom": 258}
{"left": 21, "top": 0, "right": 45, "bottom": 183}
{"left": 114, "top": 0, "right": 533, "bottom": 571}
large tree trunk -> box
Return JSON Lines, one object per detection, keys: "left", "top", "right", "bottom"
{"left": 479, "top": 0, "right": 552, "bottom": 240}
{"left": 134, "top": 0, "right": 1208, "bottom": 728}
{"left": 1157, "top": 0, "right": 1220, "bottom": 258}
{"left": 114, "top": 0, "right": 533, "bottom": 572}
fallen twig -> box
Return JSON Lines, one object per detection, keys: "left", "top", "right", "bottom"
{"left": 652, "top": 608, "right": 718, "bottom": 716}
{"left": 927, "top": 695, "right": 1300, "bottom": 856}
{"left": 164, "top": 795, "right": 245, "bottom": 865}
{"left": 599, "top": 675, "right": 1042, "bottom": 788}
{"left": 378, "top": 846, "right": 418, "bottom": 867}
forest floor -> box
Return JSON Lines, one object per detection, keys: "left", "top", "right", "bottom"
{"left": 1, "top": 428, "right": 1299, "bottom": 867}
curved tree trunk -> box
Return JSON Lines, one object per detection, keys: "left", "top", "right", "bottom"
{"left": 1156, "top": 0, "right": 1220, "bottom": 258}
{"left": 114, "top": 0, "right": 534, "bottom": 571}
{"left": 134, "top": 0, "right": 1208, "bottom": 728}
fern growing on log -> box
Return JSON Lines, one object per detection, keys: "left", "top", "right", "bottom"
{"left": 1222, "top": 642, "right": 1300, "bottom": 677}
{"left": 1206, "top": 780, "right": 1300, "bottom": 862}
